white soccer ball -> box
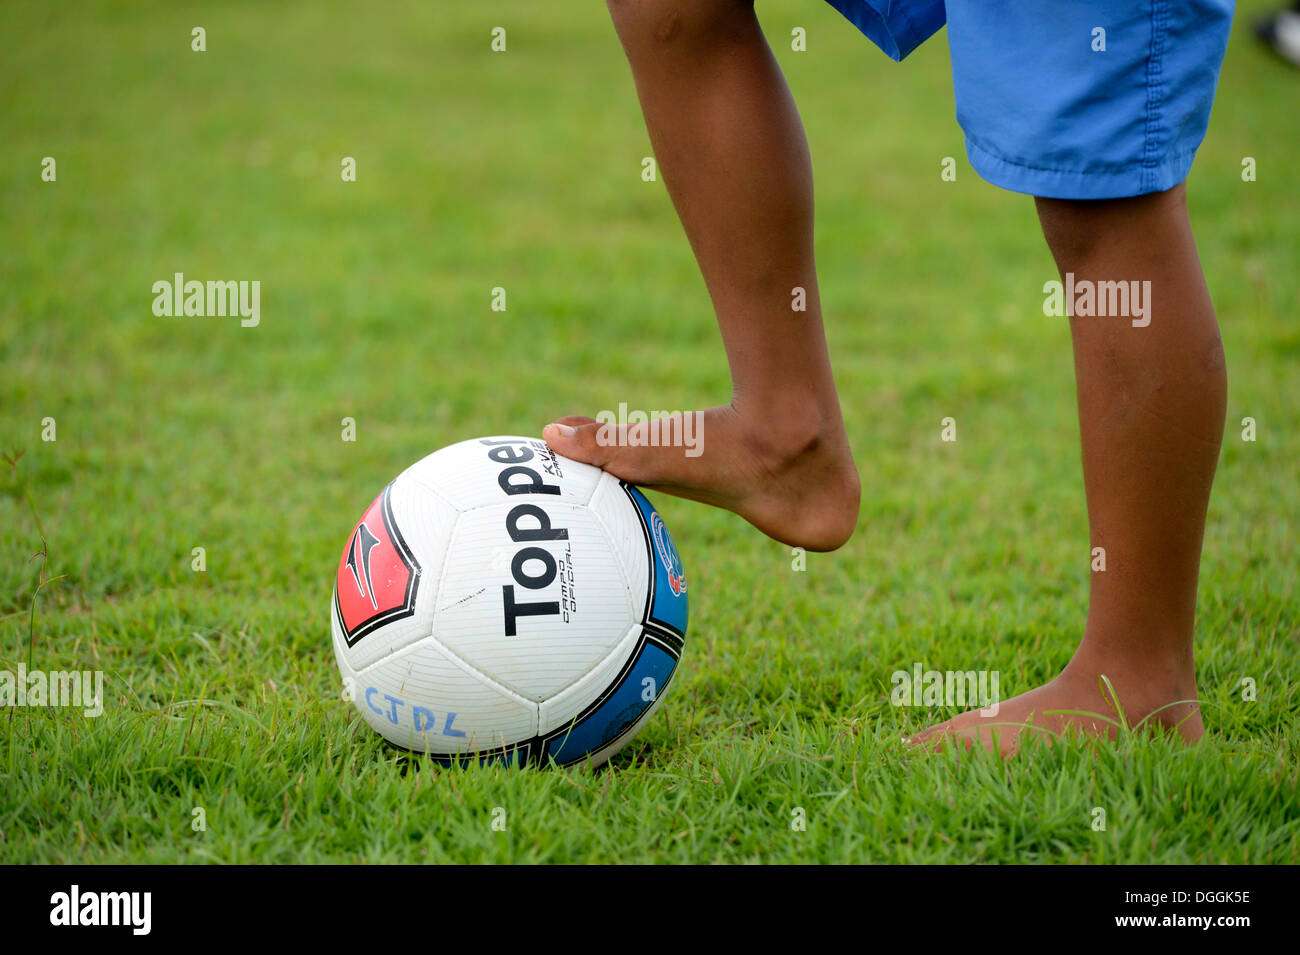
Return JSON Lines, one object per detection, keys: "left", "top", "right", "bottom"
{"left": 331, "top": 435, "right": 688, "bottom": 767}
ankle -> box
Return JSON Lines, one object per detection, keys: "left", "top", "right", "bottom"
{"left": 1057, "top": 656, "right": 1199, "bottom": 723}
{"left": 728, "top": 397, "right": 847, "bottom": 471}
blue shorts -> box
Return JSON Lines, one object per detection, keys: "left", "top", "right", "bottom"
{"left": 823, "top": 0, "right": 1236, "bottom": 199}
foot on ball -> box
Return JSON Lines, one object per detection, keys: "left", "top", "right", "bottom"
{"left": 542, "top": 403, "right": 860, "bottom": 551}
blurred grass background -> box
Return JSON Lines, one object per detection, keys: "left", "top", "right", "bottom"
{"left": 0, "top": 0, "right": 1296, "bottom": 862}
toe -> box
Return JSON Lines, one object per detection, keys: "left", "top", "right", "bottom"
{"left": 543, "top": 415, "right": 687, "bottom": 486}
{"left": 542, "top": 418, "right": 611, "bottom": 469}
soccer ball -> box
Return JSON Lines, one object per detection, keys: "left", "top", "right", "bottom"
{"left": 331, "top": 435, "right": 688, "bottom": 767}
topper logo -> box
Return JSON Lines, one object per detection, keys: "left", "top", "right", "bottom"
{"left": 334, "top": 484, "right": 421, "bottom": 646}
{"left": 480, "top": 439, "right": 571, "bottom": 636}
{"left": 345, "top": 522, "right": 382, "bottom": 609}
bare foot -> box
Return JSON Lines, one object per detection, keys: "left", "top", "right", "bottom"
{"left": 907, "top": 658, "right": 1204, "bottom": 756}
{"left": 541, "top": 403, "right": 860, "bottom": 551}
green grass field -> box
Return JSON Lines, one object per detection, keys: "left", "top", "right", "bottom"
{"left": 2, "top": 1, "right": 1297, "bottom": 864}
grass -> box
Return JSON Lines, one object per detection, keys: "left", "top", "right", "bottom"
{"left": 1, "top": 0, "right": 1296, "bottom": 864}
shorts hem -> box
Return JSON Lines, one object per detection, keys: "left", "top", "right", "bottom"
{"left": 963, "top": 135, "right": 1199, "bottom": 200}
{"left": 822, "top": 0, "right": 946, "bottom": 61}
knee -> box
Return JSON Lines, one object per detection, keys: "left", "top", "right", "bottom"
{"left": 1035, "top": 197, "right": 1103, "bottom": 268}
{"left": 1035, "top": 185, "right": 1187, "bottom": 271}
{"left": 606, "top": 0, "right": 755, "bottom": 46}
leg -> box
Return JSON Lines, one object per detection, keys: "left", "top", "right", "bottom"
{"left": 913, "top": 183, "right": 1225, "bottom": 754}
{"left": 543, "top": 0, "right": 860, "bottom": 551}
